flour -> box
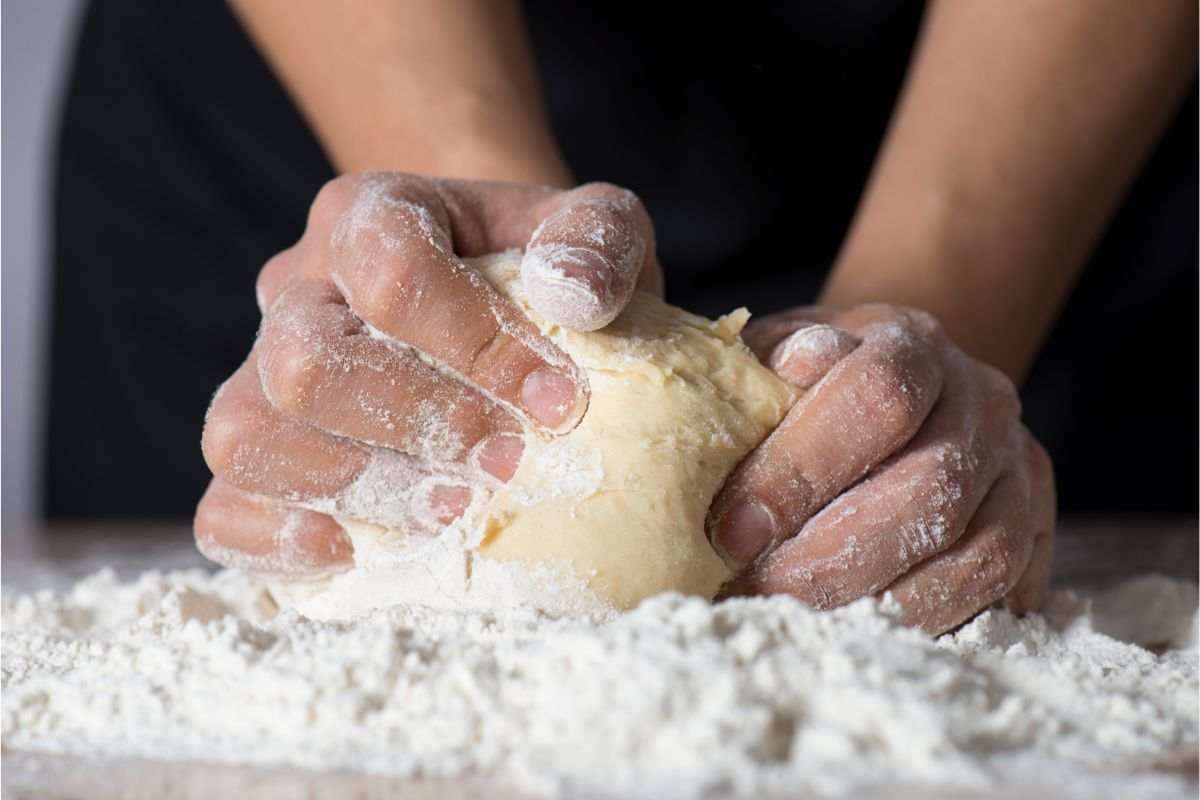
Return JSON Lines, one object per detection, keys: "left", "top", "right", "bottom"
{"left": 269, "top": 517, "right": 613, "bottom": 620}
{"left": 3, "top": 569, "right": 1196, "bottom": 799}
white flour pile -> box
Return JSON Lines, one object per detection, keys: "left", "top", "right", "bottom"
{"left": 3, "top": 569, "right": 1197, "bottom": 799}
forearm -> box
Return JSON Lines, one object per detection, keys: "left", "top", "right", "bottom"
{"left": 822, "top": 0, "right": 1196, "bottom": 381}
{"left": 230, "top": 0, "right": 572, "bottom": 186}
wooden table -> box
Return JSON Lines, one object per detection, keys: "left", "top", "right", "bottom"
{"left": 2, "top": 516, "right": 1196, "bottom": 800}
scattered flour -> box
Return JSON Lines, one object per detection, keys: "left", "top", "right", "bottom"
{"left": 2, "top": 569, "right": 1197, "bottom": 798}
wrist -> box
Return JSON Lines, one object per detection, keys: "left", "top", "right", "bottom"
{"left": 423, "top": 89, "right": 572, "bottom": 186}
{"left": 429, "top": 138, "right": 573, "bottom": 188}
{"left": 333, "top": 90, "right": 573, "bottom": 188}
{"left": 821, "top": 184, "right": 1041, "bottom": 381}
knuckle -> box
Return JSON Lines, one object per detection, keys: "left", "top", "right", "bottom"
{"left": 547, "top": 198, "right": 622, "bottom": 236}
{"left": 930, "top": 447, "right": 973, "bottom": 523}
{"left": 938, "top": 503, "right": 968, "bottom": 546}
{"left": 461, "top": 325, "right": 507, "bottom": 380}
{"left": 980, "top": 363, "right": 1021, "bottom": 417}
{"left": 1026, "top": 435, "right": 1058, "bottom": 515}
{"left": 851, "top": 302, "right": 899, "bottom": 321}
{"left": 995, "top": 515, "right": 1037, "bottom": 586}
{"left": 572, "top": 183, "right": 648, "bottom": 228}
{"left": 851, "top": 304, "right": 945, "bottom": 348}
{"left": 259, "top": 334, "right": 322, "bottom": 417}
{"left": 1040, "top": 525, "right": 1056, "bottom": 551}
{"left": 255, "top": 268, "right": 281, "bottom": 314}
{"left": 328, "top": 175, "right": 447, "bottom": 256}
{"left": 201, "top": 387, "right": 249, "bottom": 477}
{"left": 900, "top": 307, "right": 944, "bottom": 339}
{"left": 192, "top": 524, "right": 229, "bottom": 566}
{"left": 355, "top": 271, "right": 397, "bottom": 322}
{"left": 985, "top": 390, "right": 1021, "bottom": 425}
{"left": 979, "top": 525, "right": 1020, "bottom": 582}
{"left": 851, "top": 302, "right": 917, "bottom": 329}
{"left": 774, "top": 324, "right": 852, "bottom": 370}
{"left": 309, "top": 175, "right": 359, "bottom": 228}
{"left": 873, "top": 391, "right": 922, "bottom": 443}
{"left": 192, "top": 492, "right": 240, "bottom": 563}
{"left": 255, "top": 248, "right": 301, "bottom": 312}
{"left": 582, "top": 181, "right": 641, "bottom": 207}
{"left": 192, "top": 487, "right": 220, "bottom": 544}
{"left": 1027, "top": 436, "right": 1053, "bottom": 481}
{"left": 894, "top": 450, "right": 974, "bottom": 556}
{"left": 864, "top": 341, "right": 939, "bottom": 437}
{"left": 288, "top": 512, "right": 351, "bottom": 564}
{"left": 192, "top": 522, "right": 218, "bottom": 555}
{"left": 356, "top": 258, "right": 422, "bottom": 323}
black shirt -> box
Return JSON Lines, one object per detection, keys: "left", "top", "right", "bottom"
{"left": 45, "top": 1, "right": 1198, "bottom": 517}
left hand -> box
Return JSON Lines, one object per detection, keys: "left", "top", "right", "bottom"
{"left": 195, "top": 173, "right": 661, "bottom": 579}
{"left": 709, "top": 304, "right": 1056, "bottom": 634}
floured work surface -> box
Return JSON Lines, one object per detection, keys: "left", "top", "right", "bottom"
{"left": 2, "top": 520, "right": 1198, "bottom": 800}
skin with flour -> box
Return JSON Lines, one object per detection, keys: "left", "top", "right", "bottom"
{"left": 197, "top": 0, "right": 1196, "bottom": 632}
{"left": 273, "top": 252, "right": 796, "bottom": 616}
{"left": 198, "top": 172, "right": 1056, "bottom": 633}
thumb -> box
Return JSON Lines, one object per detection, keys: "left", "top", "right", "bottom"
{"left": 742, "top": 311, "right": 861, "bottom": 390}
{"left": 520, "top": 182, "right": 658, "bottom": 331}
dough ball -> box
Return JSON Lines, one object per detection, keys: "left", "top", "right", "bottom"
{"left": 270, "top": 252, "right": 795, "bottom": 618}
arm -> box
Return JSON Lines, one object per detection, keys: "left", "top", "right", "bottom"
{"left": 715, "top": 1, "right": 1194, "bottom": 632}
{"left": 229, "top": 0, "right": 572, "bottom": 186}
{"left": 822, "top": 0, "right": 1196, "bottom": 381}
{"left": 202, "top": 5, "right": 666, "bottom": 580}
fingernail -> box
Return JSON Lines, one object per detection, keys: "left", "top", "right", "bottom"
{"left": 521, "top": 369, "right": 585, "bottom": 431}
{"left": 522, "top": 246, "right": 622, "bottom": 331}
{"left": 770, "top": 325, "right": 860, "bottom": 388}
{"left": 429, "top": 485, "right": 472, "bottom": 524}
{"left": 528, "top": 244, "right": 614, "bottom": 293}
{"left": 713, "top": 502, "right": 777, "bottom": 567}
{"left": 477, "top": 434, "right": 525, "bottom": 482}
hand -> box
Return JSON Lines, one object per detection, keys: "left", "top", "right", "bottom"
{"left": 196, "top": 172, "right": 660, "bottom": 577}
{"left": 709, "top": 304, "right": 1056, "bottom": 634}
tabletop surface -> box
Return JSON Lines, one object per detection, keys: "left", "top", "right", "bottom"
{"left": 4, "top": 515, "right": 1197, "bottom": 595}
{"left": 2, "top": 516, "right": 1197, "bottom": 800}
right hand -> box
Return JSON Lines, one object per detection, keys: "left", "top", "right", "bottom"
{"left": 195, "top": 172, "right": 660, "bottom": 578}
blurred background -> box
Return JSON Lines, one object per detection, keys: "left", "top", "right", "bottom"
{"left": 3, "top": 2, "right": 1197, "bottom": 537}
{"left": 3, "top": 0, "right": 82, "bottom": 527}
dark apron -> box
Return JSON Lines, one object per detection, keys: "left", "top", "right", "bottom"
{"left": 45, "top": 1, "right": 1198, "bottom": 517}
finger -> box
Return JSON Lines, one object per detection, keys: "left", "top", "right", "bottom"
{"left": 518, "top": 182, "right": 657, "bottom": 331}
{"left": 740, "top": 311, "right": 861, "bottom": 388}
{"left": 256, "top": 245, "right": 300, "bottom": 314}
{"left": 256, "top": 175, "right": 362, "bottom": 310}
{"left": 1006, "top": 532, "right": 1053, "bottom": 615}
{"left": 257, "top": 176, "right": 553, "bottom": 311}
{"left": 194, "top": 478, "right": 352, "bottom": 577}
{"left": 257, "top": 279, "right": 523, "bottom": 481}
{"left": 878, "top": 474, "right": 1035, "bottom": 635}
{"left": 710, "top": 310, "right": 945, "bottom": 567}
{"left": 740, "top": 308, "right": 842, "bottom": 361}
{"left": 1005, "top": 435, "right": 1057, "bottom": 613}
{"left": 827, "top": 303, "right": 945, "bottom": 341}
{"left": 203, "top": 353, "right": 369, "bottom": 501}
{"left": 203, "top": 353, "right": 485, "bottom": 532}
{"left": 326, "top": 174, "right": 588, "bottom": 433}
{"left": 262, "top": 173, "right": 664, "bottom": 321}
{"left": 767, "top": 324, "right": 862, "bottom": 389}
{"left": 727, "top": 358, "right": 1019, "bottom": 606}
{"left": 435, "top": 178, "right": 662, "bottom": 327}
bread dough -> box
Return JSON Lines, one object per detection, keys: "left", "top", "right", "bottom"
{"left": 271, "top": 251, "right": 795, "bottom": 617}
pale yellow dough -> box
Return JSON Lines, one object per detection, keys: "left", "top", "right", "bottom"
{"left": 477, "top": 253, "right": 795, "bottom": 609}
{"left": 272, "top": 252, "right": 795, "bottom": 617}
